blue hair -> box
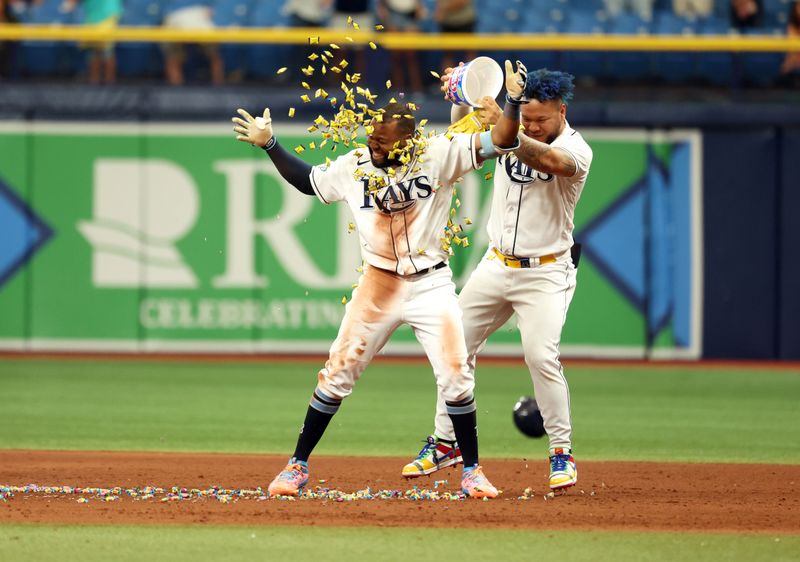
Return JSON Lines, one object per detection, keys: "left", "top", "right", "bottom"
{"left": 523, "top": 68, "right": 575, "bottom": 105}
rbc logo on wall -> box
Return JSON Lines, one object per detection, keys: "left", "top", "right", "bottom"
{"left": 77, "top": 160, "right": 199, "bottom": 288}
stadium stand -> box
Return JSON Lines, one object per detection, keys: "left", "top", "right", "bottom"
{"left": 1, "top": 0, "right": 797, "bottom": 87}
{"left": 116, "top": 0, "right": 163, "bottom": 79}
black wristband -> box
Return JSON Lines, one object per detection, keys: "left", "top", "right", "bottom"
{"left": 262, "top": 137, "right": 277, "bottom": 151}
{"left": 505, "top": 93, "right": 524, "bottom": 106}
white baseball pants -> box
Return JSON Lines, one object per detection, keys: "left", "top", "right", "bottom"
{"left": 316, "top": 264, "right": 474, "bottom": 404}
{"left": 433, "top": 249, "right": 577, "bottom": 449}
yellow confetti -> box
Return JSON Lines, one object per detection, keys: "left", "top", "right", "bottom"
{"left": 321, "top": 55, "right": 329, "bottom": 64}
{"left": 324, "top": 50, "right": 334, "bottom": 57}
{"left": 294, "top": 145, "right": 305, "bottom": 154}
{"left": 288, "top": 107, "right": 295, "bottom": 118}
{"left": 430, "top": 70, "right": 441, "bottom": 78}
{"left": 419, "top": 118, "right": 428, "bottom": 127}
{"left": 339, "top": 59, "right": 348, "bottom": 68}
{"left": 455, "top": 198, "right": 461, "bottom": 207}
{"left": 320, "top": 139, "right": 328, "bottom": 147}
{"left": 368, "top": 41, "right": 377, "bottom": 50}
{"left": 417, "top": 248, "right": 427, "bottom": 255}
{"left": 341, "top": 296, "right": 348, "bottom": 305}
{"left": 308, "top": 53, "right": 319, "bottom": 60}
{"left": 309, "top": 36, "right": 320, "bottom": 44}
{"left": 322, "top": 65, "right": 327, "bottom": 74}
{"left": 352, "top": 283, "right": 358, "bottom": 289}
{"left": 347, "top": 15, "right": 352, "bottom": 24}
{"left": 276, "top": 67, "right": 287, "bottom": 74}
{"left": 347, "top": 222, "right": 355, "bottom": 233}
{"left": 330, "top": 66, "right": 342, "bottom": 74}
{"left": 484, "top": 172, "right": 494, "bottom": 180}
{"left": 388, "top": 97, "right": 397, "bottom": 103}
{"left": 345, "top": 36, "right": 354, "bottom": 42}
{"left": 375, "top": 24, "right": 384, "bottom": 30}
{"left": 302, "top": 66, "right": 314, "bottom": 76}
{"left": 301, "top": 81, "right": 311, "bottom": 89}
{"left": 462, "top": 238, "right": 470, "bottom": 248}
{"left": 465, "top": 218, "right": 473, "bottom": 225}
{"left": 385, "top": 80, "right": 392, "bottom": 89}
{"left": 356, "top": 266, "right": 363, "bottom": 273}
{"left": 300, "top": 94, "right": 310, "bottom": 103}
{"left": 314, "top": 88, "right": 328, "bottom": 98}
{"left": 309, "top": 141, "right": 316, "bottom": 149}
{"left": 329, "top": 97, "right": 337, "bottom": 106}
{"left": 353, "top": 22, "right": 360, "bottom": 30}
{"left": 329, "top": 44, "right": 340, "bottom": 50}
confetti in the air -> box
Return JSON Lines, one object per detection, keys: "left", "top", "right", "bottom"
{"left": 276, "top": 67, "right": 287, "bottom": 74}
{"left": 288, "top": 107, "right": 295, "bottom": 117}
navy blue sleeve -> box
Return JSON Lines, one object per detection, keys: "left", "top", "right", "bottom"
{"left": 262, "top": 138, "right": 314, "bottom": 196}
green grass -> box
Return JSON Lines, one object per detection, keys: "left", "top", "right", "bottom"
{"left": 0, "top": 525, "right": 797, "bottom": 562}
{"left": 1, "top": 359, "right": 799, "bottom": 463}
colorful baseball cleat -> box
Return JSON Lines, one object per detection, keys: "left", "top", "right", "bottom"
{"left": 549, "top": 448, "right": 577, "bottom": 490}
{"left": 461, "top": 465, "right": 498, "bottom": 498}
{"left": 268, "top": 458, "right": 309, "bottom": 496}
{"left": 402, "top": 435, "right": 463, "bottom": 478}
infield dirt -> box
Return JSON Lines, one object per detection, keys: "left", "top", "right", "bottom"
{"left": 1, "top": 450, "right": 798, "bottom": 533}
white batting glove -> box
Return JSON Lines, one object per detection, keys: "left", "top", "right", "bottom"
{"left": 504, "top": 59, "right": 528, "bottom": 102}
{"left": 232, "top": 107, "right": 273, "bottom": 148}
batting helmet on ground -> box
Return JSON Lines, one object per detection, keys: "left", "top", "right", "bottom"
{"left": 512, "top": 396, "right": 546, "bottom": 438}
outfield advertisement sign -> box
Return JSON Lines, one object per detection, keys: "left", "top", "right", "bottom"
{"left": 0, "top": 123, "right": 702, "bottom": 358}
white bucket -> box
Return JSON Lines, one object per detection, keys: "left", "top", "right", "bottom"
{"left": 445, "top": 56, "right": 504, "bottom": 107}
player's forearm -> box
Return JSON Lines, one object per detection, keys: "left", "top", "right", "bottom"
{"left": 490, "top": 100, "right": 521, "bottom": 148}
{"left": 450, "top": 104, "right": 471, "bottom": 125}
{"left": 263, "top": 139, "right": 315, "bottom": 196}
{"left": 515, "top": 136, "right": 577, "bottom": 177}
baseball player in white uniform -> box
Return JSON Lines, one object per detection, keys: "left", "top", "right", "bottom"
{"left": 402, "top": 67, "right": 593, "bottom": 492}
{"left": 232, "top": 60, "right": 529, "bottom": 498}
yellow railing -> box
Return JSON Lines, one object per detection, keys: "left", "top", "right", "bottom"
{"left": 0, "top": 24, "right": 799, "bottom": 52}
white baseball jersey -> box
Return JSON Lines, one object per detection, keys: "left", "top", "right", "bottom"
{"left": 489, "top": 122, "right": 592, "bottom": 258}
{"left": 309, "top": 133, "right": 481, "bottom": 274}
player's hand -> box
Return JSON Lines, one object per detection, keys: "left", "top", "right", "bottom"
{"left": 476, "top": 96, "right": 501, "bottom": 127}
{"left": 440, "top": 62, "right": 464, "bottom": 102}
{"left": 232, "top": 107, "right": 272, "bottom": 148}
{"left": 504, "top": 59, "right": 528, "bottom": 101}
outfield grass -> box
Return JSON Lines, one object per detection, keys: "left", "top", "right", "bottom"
{"left": 0, "top": 525, "right": 797, "bottom": 562}
{"left": 1, "top": 359, "right": 799, "bottom": 463}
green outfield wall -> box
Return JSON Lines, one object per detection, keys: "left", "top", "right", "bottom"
{"left": 0, "top": 123, "right": 702, "bottom": 358}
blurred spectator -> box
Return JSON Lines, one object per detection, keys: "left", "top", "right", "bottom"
{"left": 435, "top": 0, "right": 477, "bottom": 71}
{"left": 284, "top": 0, "right": 332, "bottom": 80}
{"left": 603, "top": 0, "right": 654, "bottom": 22}
{"left": 780, "top": 0, "right": 800, "bottom": 81}
{"left": 329, "top": 0, "right": 373, "bottom": 83}
{"left": 330, "top": 0, "right": 372, "bottom": 29}
{"left": 161, "top": 0, "right": 224, "bottom": 85}
{"left": 730, "top": 0, "right": 761, "bottom": 30}
{"left": 282, "top": 0, "right": 331, "bottom": 81}
{"left": 672, "top": 0, "right": 713, "bottom": 20}
{"left": 376, "top": 0, "right": 425, "bottom": 93}
{"left": 64, "top": 0, "right": 122, "bottom": 84}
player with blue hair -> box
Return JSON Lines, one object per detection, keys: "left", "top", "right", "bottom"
{"left": 402, "top": 64, "right": 593, "bottom": 493}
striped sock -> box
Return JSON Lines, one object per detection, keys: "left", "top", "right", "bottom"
{"left": 292, "top": 388, "right": 342, "bottom": 462}
{"left": 446, "top": 394, "right": 478, "bottom": 468}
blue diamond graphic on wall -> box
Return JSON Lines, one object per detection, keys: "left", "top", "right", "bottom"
{"left": 0, "top": 176, "right": 53, "bottom": 288}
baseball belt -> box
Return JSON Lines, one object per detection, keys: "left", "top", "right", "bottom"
{"left": 492, "top": 247, "right": 558, "bottom": 268}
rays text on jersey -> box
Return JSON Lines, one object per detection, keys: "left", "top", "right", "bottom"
{"left": 359, "top": 176, "right": 433, "bottom": 213}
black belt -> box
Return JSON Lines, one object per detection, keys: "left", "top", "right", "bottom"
{"left": 409, "top": 262, "right": 447, "bottom": 277}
